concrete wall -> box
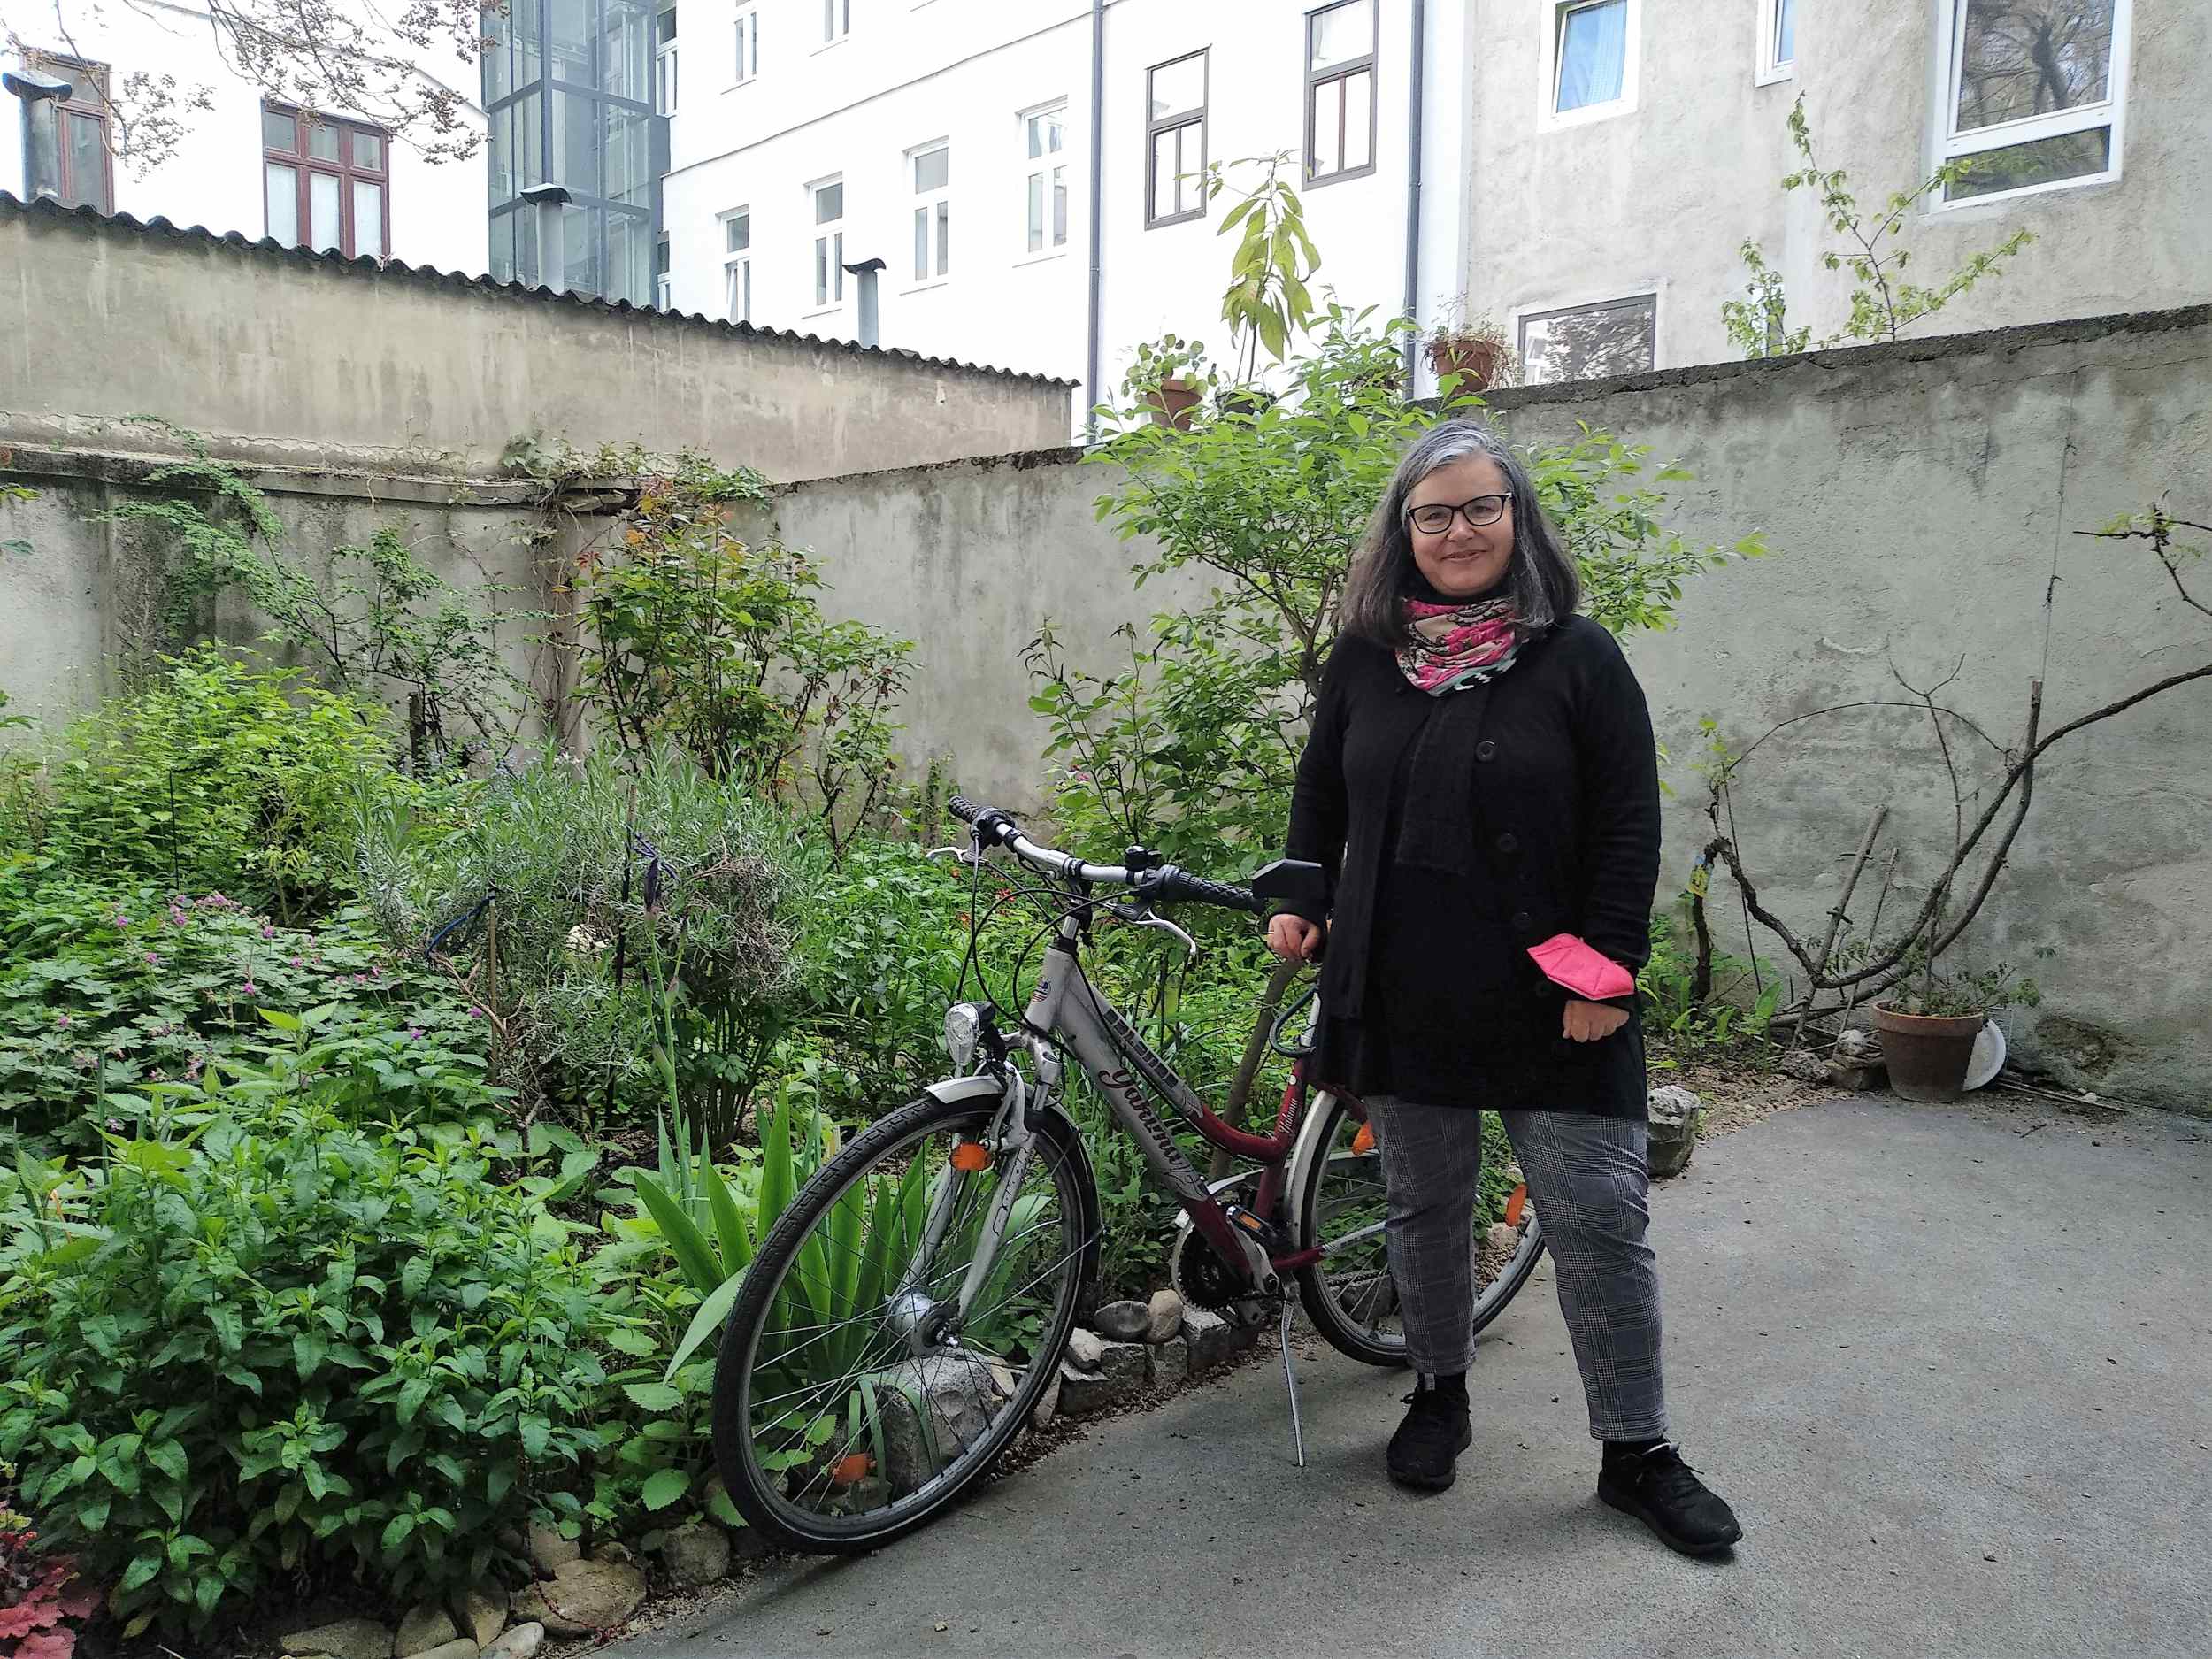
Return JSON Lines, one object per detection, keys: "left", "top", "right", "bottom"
{"left": 0, "top": 195, "right": 1074, "bottom": 483}
{"left": 1464, "top": 0, "right": 2212, "bottom": 378}
{"left": 2, "top": 4, "right": 488, "bottom": 274}
{"left": 760, "top": 306, "right": 2212, "bottom": 1110}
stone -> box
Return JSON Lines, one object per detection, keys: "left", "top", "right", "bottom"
{"left": 511, "top": 1560, "right": 645, "bottom": 1638}
{"left": 1030, "top": 1363, "right": 1063, "bottom": 1430}
{"left": 481, "top": 1625, "right": 545, "bottom": 1659}
{"left": 1056, "top": 1356, "right": 1121, "bottom": 1417}
{"left": 1096, "top": 1338, "right": 1150, "bottom": 1392}
{"left": 1779, "top": 1048, "right": 1829, "bottom": 1083}
{"left": 1827, "top": 1059, "right": 1888, "bottom": 1092}
{"left": 405, "top": 1644, "right": 478, "bottom": 1659}
{"left": 660, "top": 1519, "right": 731, "bottom": 1591}
{"left": 1151, "top": 1335, "right": 1188, "bottom": 1389}
{"left": 1144, "top": 1289, "right": 1186, "bottom": 1343}
{"left": 1646, "top": 1085, "right": 1705, "bottom": 1179}
{"left": 1064, "top": 1327, "right": 1105, "bottom": 1371}
{"left": 869, "top": 1353, "right": 1012, "bottom": 1498}
{"left": 526, "top": 1522, "right": 580, "bottom": 1577}
{"left": 1181, "top": 1308, "right": 1237, "bottom": 1372}
{"left": 281, "top": 1620, "right": 393, "bottom": 1659}
{"left": 1485, "top": 1221, "right": 1519, "bottom": 1254}
{"left": 396, "top": 1603, "right": 460, "bottom": 1657}
{"left": 449, "top": 1586, "right": 507, "bottom": 1650}
{"left": 1093, "top": 1299, "right": 1151, "bottom": 1341}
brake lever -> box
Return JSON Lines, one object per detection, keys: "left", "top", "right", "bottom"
{"left": 1127, "top": 910, "right": 1199, "bottom": 963}
{"left": 926, "top": 843, "right": 979, "bottom": 865}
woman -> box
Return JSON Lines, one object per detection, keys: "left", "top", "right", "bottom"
{"left": 1267, "top": 421, "right": 1741, "bottom": 1556}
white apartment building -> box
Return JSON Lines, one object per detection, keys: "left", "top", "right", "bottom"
{"left": 657, "top": 0, "right": 2203, "bottom": 424}
{"left": 3, "top": 2, "right": 488, "bottom": 274}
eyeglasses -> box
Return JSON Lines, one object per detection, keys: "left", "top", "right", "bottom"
{"left": 1405, "top": 494, "right": 1511, "bottom": 534}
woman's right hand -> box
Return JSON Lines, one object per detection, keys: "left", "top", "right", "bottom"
{"left": 1266, "top": 914, "right": 1326, "bottom": 962}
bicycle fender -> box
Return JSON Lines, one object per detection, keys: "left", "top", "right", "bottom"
{"left": 923, "top": 1075, "right": 1008, "bottom": 1106}
{"left": 1282, "top": 1086, "right": 1350, "bottom": 1239}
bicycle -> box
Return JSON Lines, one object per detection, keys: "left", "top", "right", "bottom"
{"left": 710, "top": 795, "right": 1548, "bottom": 1554}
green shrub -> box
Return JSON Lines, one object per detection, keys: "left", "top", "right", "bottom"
{"left": 0, "top": 1060, "right": 609, "bottom": 1640}
{"left": 14, "top": 649, "right": 415, "bottom": 919}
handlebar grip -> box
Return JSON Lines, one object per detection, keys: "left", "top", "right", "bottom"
{"left": 949, "top": 794, "right": 979, "bottom": 823}
{"left": 1154, "top": 868, "right": 1266, "bottom": 915}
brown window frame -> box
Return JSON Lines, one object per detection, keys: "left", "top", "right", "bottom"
{"left": 260, "top": 100, "right": 392, "bottom": 261}
{"left": 17, "top": 50, "right": 114, "bottom": 213}
{"left": 1304, "top": 1, "right": 1377, "bottom": 187}
{"left": 1144, "top": 49, "right": 1209, "bottom": 229}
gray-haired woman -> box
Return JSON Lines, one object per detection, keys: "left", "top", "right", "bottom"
{"left": 1267, "top": 420, "right": 1741, "bottom": 1555}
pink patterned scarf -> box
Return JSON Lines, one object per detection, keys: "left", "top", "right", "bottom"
{"left": 1395, "top": 595, "right": 1523, "bottom": 695}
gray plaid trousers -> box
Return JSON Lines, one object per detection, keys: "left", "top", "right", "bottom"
{"left": 1363, "top": 1097, "right": 1668, "bottom": 1442}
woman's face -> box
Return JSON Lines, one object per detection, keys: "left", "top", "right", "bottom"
{"left": 1405, "top": 454, "right": 1516, "bottom": 601}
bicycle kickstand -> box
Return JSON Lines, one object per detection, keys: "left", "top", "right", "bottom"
{"left": 1279, "top": 1294, "right": 1306, "bottom": 1469}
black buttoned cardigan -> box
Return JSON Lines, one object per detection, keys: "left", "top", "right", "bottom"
{"left": 1279, "top": 616, "right": 1663, "bottom": 1118}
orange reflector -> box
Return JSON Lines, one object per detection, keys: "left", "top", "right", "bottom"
{"left": 1504, "top": 1183, "right": 1528, "bottom": 1227}
{"left": 1350, "top": 1122, "right": 1377, "bottom": 1156}
{"left": 949, "top": 1142, "right": 991, "bottom": 1171}
{"left": 830, "top": 1452, "right": 873, "bottom": 1487}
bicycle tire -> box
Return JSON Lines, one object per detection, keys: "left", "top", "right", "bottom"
{"left": 710, "top": 1091, "right": 1098, "bottom": 1555}
{"left": 1293, "top": 1094, "right": 1548, "bottom": 1369}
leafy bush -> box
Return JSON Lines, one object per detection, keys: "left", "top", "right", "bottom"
{"left": 0, "top": 1061, "right": 611, "bottom": 1640}
{"left": 0, "top": 874, "right": 489, "bottom": 1153}
{"left": 9, "top": 650, "right": 415, "bottom": 919}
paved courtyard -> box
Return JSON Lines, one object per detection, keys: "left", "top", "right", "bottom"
{"left": 614, "top": 1094, "right": 2211, "bottom": 1659}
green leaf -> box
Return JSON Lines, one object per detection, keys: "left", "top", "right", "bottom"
{"left": 257, "top": 1007, "right": 303, "bottom": 1033}
{"left": 603, "top": 1325, "right": 658, "bottom": 1357}
{"left": 633, "top": 1173, "right": 726, "bottom": 1298}
{"left": 119, "top": 1554, "right": 163, "bottom": 1594}
{"left": 382, "top": 1512, "right": 418, "bottom": 1555}
{"left": 146, "top": 1438, "right": 189, "bottom": 1482}
{"left": 624, "top": 1381, "right": 683, "bottom": 1412}
{"left": 294, "top": 1331, "right": 329, "bottom": 1378}
{"left": 664, "top": 1270, "right": 748, "bottom": 1383}
{"left": 641, "top": 1467, "right": 691, "bottom": 1510}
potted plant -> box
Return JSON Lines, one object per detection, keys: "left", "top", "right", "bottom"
{"left": 1425, "top": 301, "right": 1517, "bottom": 395}
{"left": 1122, "top": 335, "right": 1213, "bottom": 431}
{"left": 1869, "top": 959, "right": 2041, "bottom": 1103}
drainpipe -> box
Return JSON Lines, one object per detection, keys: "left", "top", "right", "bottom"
{"left": 1084, "top": 0, "right": 1106, "bottom": 443}
{"left": 1401, "top": 0, "right": 1427, "bottom": 394}
{"left": 843, "top": 257, "right": 887, "bottom": 346}
{"left": 520, "top": 181, "right": 572, "bottom": 294}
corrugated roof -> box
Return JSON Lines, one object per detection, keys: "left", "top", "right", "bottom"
{"left": 0, "top": 190, "right": 1080, "bottom": 388}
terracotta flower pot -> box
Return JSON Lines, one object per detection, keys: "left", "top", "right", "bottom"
{"left": 1427, "top": 336, "right": 1508, "bottom": 394}
{"left": 1145, "top": 377, "right": 1202, "bottom": 431}
{"left": 1868, "top": 1001, "right": 1986, "bottom": 1102}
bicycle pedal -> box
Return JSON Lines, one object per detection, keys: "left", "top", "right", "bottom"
{"left": 1223, "top": 1204, "right": 1291, "bottom": 1256}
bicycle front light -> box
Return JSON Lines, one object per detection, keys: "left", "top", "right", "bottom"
{"left": 943, "top": 1002, "right": 987, "bottom": 1071}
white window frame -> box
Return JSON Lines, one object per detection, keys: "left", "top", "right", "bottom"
{"left": 819, "top": 0, "right": 850, "bottom": 49}
{"left": 1018, "top": 99, "right": 1070, "bottom": 262}
{"left": 1537, "top": 0, "right": 1640, "bottom": 132}
{"left": 1511, "top": 288, "right": 1661, "bottom": 386}
{"left": 907, "top": 140, "right": 951, "bottom": 288}
{"left": 732, "top": 4, "right": 758, "bottom": 87}
{"left": 721, "top": 205, "right": 752, "bottom": 323}
{"left": 1755, "top": 0, "right": 1796, "bottom": 87}
{"left": 808, "top": 174, "right": 845, "bottom": 313}
{"left": 655, "top": 10, "right": 679, "bottom": 114}
{"left": 1928, "top": 0, "right": 2130, "bottom": 212}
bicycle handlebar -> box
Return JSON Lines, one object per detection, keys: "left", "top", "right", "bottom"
{"left": 948, "top": 795, "right": 1265, "bottom": 914}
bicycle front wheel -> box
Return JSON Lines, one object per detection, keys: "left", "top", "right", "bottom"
{"left": 1294, "top": 1094, "right": 1547, "bottom": 1368}
{"left": 711, "top": 1092, "right": 1097, "bottom": 1554}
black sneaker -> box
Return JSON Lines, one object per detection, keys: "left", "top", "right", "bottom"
{"left": 1598, "top": 1443, "right": 1743, "bottom": 1555}
{"left": 1386, "top": 1389, "right": 1472, "bottom": 1491}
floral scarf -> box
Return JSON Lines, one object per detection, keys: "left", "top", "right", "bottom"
{"left": 1395, "top": 595, "right": 1522, "bottom": 695}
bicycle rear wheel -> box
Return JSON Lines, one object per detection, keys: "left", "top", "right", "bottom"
{"left": 710, "top": 1092, "right": 1097, "bottom": 1554}
{"left": 1294, "top": 1094, "right": 1547, "bottom": 1368}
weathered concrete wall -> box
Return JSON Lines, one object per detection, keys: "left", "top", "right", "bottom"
{"left": 768, "top": 307, "right": 2212, "bottom": 1110}
{"left": 0, "top": 195, "right": 1072, "bottom": 487}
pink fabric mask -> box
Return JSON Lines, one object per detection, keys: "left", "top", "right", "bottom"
{"left": 1527, "top": 933, "right": 1634, "bottom": 1002}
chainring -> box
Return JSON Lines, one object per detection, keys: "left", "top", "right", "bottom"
{"left": 1169, "top": 1223, "right": 1256, "bottom": 1314}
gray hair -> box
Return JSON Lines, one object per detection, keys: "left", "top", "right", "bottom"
{"left": 1339, "top": 420, "right": 1580, "bottom": 648}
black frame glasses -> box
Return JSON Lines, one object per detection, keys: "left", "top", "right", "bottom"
{"left": 1405, "top": 494, "right": 1511, "bottom": 534}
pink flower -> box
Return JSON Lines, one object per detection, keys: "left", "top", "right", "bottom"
{"left": 241, "top": 980, "right": 258, "bottom": 998}
{"left": 261, "top": 924, "right": 275, "bottom": 940}
{"left": 144, "top": 952, "right": 160, "bottom": 966}
{"left": 467, "top": 1005, "right": 486, "bottom": 1019}
{"left": 290, "top": 956, "right": 304, "bottom": 968}
{"left": 56, "top": 1013, "right": 71, "bottom": 1029}
{"left": 407, "top": 1026, "right": 424, "bottom": 1041}
{"left": 111, "top": 914, "right": 132, "bottom": 929}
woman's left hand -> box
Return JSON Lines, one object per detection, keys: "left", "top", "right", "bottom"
{"left": 1563, "top": 999, "right": 1630, "bottom": 1042}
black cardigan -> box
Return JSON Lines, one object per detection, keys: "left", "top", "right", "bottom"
{"left": 1280, "top": 618, "right": 1662, "bottom": 1117}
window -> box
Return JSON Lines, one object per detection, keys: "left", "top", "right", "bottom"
{"left": 1757, "top": 0, "right": 1797, "bottom": 84}
{"left": 1542, "top": 0, "right": 1639, "bottom": 126}
{"left": 654, "top": 233, "right": 671, "bottom": 306}
{"left": 1305, "top": 1, "right": 1375, "bottom": 184}
{"left": 262, "top": 103, "right": 390, "bottom": 259}
{"left": 910, "top": 142, "right": 949, "bottom": 281}
{"left": 1022, "top": 104, "right": 1068, "bottom": 254}
{"left": 723, "top": 207, "right": 752, "bottom": 321}
{"left": 12, "top": 52, "right": 113, "bottom": 213}
{"left": 1935, "top": 0, "right": 2128, "bottom": 204}
{"left": 1145, "top": 50, "right": 1207, "bottom": 227}
{"left": 1517, "top": 295, "right": 1655, "bottom": 385}
{"left": 811, "top": 178, "right": 844, "bottom": 307}
{"left": 822, "top": 0, "right": 849, "bottom": 45}
{"left": 656, "top": 6, "right": 678, "bottom": 113}
{"left": 733, "top": 4, "right": 758, "bottom": 83}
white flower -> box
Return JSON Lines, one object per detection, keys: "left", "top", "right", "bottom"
{"left": 565, "top": 924, "right": 609, "bottom": 954}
